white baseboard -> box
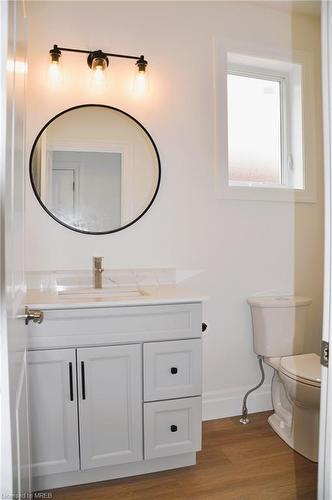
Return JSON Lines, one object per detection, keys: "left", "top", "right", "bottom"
{"left": 202, "top": 383, "right": 272, "bottom": 421}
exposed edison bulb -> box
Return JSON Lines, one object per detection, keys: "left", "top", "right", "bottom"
{"left": 47, "top": 46, "right": 63, "bottom": 87}
{"left": 91, "top": 59, "right": 107, "bottom": 85}
{"left": 89, "top": 53, "right": 109, "bottom": 87}
{"left": 133, "top": 70, "right": 149, "bottom": 96}
{"left": 92, "top": 66, "right": 106, "bottom": 84}
{"left": 47, "top": 60, "right": 64, "bottom": 85}
{"left": 133, "top": 56, "right": 149, "bottom": 96}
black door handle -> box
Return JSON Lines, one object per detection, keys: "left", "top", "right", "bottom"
{"left": 170, "top": 367, "right": 178, "bottom": 374}
{"left": 81, "top": 361, "right": 86, "bottom": 400}
{"left": 69, "top": 362, "right": 74, "bottom": 401}
{"left": 202, "top": 322, "right": 208, "bottom": 332}
{"left": 170, "top": 425, "right": 178, "bottom": 432}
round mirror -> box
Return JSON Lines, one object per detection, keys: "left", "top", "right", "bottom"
{"left": 30, "top": 105, "right": 161, "bottom": 234}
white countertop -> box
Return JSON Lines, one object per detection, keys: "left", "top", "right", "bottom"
{"left": 26, "top": 285, "right": 208, "bottom": 310}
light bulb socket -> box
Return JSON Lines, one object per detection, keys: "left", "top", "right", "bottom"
{"left": 49, "top": 44, "right": 61, "bottom": 63}
{"left": 136, "top": 55, "right": 147, "bottom": 72}
{"left": 87, "top": 50, "right": 109, "bottom": 70}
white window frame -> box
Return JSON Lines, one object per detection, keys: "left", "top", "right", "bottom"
{"left": 213, "top": 43, "right": 318, "bottom": 203}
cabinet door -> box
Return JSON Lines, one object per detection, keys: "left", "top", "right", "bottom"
{"left": 77, "top": 344, "right": 143, "bottom": 470}
{"left": 28, "top": 349, "right": 79, "bottom": 477}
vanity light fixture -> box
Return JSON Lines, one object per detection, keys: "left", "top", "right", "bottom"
{"left": 48, "top": 44, "right": 148, "bottom": 89}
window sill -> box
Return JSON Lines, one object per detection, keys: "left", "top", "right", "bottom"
{"left": 217, "top": 184, "right": 316, "bottom": 203}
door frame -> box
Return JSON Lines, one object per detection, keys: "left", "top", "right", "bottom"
{"left": 0, "top": 0, "right": 30, "bottom": 495}
{"left": 319, "top": 2, "right": 332, "bottom": 498}
{"left": 43, "top": 139, "right": 134, "bottom": 225}
{"left": 0, "top": 0, "right": 12, "bottom": 490}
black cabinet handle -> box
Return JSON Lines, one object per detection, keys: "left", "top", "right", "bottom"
{"left": 170, "top": 367, "right": 178, "bottom": 374}
{"left": 69, "top": 362, "right": 74, "bottom": 401}
{"left": 170, "top": 425, "right": 178, "bottom": 432}
{"left": 81, "top": 361, "right": 86, "bottom": 400}
{"left": 202, "top": 322, "right": 208, "bottom": 333}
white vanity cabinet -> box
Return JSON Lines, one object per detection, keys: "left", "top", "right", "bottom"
{"left": 27, "top": 302, "right": 203, "bottom": 490}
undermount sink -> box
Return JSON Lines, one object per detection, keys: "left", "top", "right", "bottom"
{"left": 58, "top": 287, "right": 147, "bottom": 299}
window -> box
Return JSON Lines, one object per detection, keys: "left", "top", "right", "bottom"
{"left": 219, "top": 52, "right": 310, "bottom": 201}
{"left": 227, "top": 74, "right": 283, "bottom": 186}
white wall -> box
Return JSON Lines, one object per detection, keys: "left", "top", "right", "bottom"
{"left": 25, "top": 1, "right": 323, "bottom": 419}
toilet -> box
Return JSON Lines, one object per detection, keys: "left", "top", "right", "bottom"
{"left": 247, "top": 295, "right": 321, "bottom": 462}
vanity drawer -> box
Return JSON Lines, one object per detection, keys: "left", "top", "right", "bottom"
{"left": 143, "top": 339, "right": 202, "bottom": 402}
{"left": 27, "top": 303, "right": 202, "bottom": 349}
{"left": 144, "top": 397, "right": 202, "bottom": 459}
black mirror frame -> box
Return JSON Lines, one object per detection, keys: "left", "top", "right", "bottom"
{"left": 29, "top": 104, "right": 161, "bottom": 235}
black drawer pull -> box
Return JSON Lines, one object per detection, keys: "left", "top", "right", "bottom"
{"left": 202, "top": 322, "right": 208, "bottom": 332}
{"left": 170, "top": 425, "right": 178, "bottom": 432}
{"left": 170, "top": 367, "right": 178, "bottom": 374}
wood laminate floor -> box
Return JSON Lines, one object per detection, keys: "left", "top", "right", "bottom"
{"left": 50, "top": 411, "right": 318, "bottom": 500}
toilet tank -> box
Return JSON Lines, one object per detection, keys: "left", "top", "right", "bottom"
{"left": 247, "top": 296, "right": 312, "bottom": 357}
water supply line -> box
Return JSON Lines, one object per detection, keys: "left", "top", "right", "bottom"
{"left": 240, "top": 355, "right": 265, "bottom": 424}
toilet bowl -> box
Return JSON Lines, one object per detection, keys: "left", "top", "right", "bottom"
{"left": 265, "top": 353, "right": 320, "bottom": 462}
{"left": 247, "top": 295, "right": 321, "bottom": 462}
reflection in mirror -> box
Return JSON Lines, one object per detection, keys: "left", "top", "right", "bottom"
{"left": 30, "top": 105, "right": 160, "bottom": 234}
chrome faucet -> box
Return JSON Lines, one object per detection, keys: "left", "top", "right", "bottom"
{"left": 93, "top": 256, "right": 104, "bottom": 289}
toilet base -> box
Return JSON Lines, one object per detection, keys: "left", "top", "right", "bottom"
{"left": 268, "top": 412, "right": 294, "bottom": 451}
{"left": 268, "top": 370, "right": 319, "bottom": 463}
{"left": 268, "top": 410, "right": 318, "bottom": 463}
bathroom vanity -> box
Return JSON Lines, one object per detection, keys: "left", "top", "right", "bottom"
{"left": 27, "top": 103, "right": 204, "bottom": 491}
{"left": 26, "top": 284, "right": 204, "bottom": 491}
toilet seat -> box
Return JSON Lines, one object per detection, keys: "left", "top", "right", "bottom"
{"left": 279, "top": 353, "right": 321, "bottom": 388}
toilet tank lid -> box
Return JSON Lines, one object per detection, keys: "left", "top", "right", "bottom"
{"left": 247, "top": 296, "right": 312, "bottom": 308}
